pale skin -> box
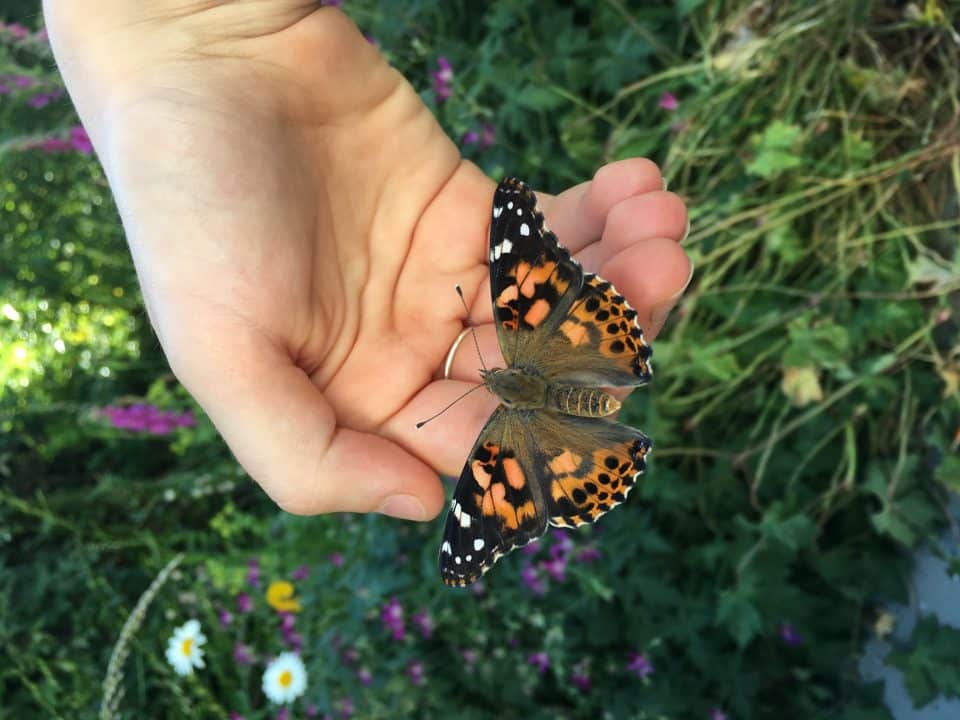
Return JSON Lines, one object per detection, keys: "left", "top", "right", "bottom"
{"left": 43, "top": 3, "right": 692, "bottom": 521}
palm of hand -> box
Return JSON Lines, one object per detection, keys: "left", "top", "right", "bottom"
{"left": 46, "top": 6, "right": 691, "bottom": 519}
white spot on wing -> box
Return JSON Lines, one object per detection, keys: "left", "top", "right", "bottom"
{"left": 520, "top": 223, "right": 530, "bottom": 236}
{"left": 459, "top": 512, "right": 472, "bottom": 529}
{"left": 516, "top": 208, "right": 522, "bottom": 216}
{"left": 507, "top": 201, "right": 514, "bottom": 209}
{"left": 441, "top": 541, "right": 452, "bottom": 554}
{"left": 493, "top": 206, "right": 503, "bottom": 218}
{"left": 474, "top": 538, "right": 484, "bottom": 551}
{"left": 455, "top": 556, "right": 462, "bottom": 565}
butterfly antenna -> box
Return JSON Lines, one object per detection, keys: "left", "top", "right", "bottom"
{"left": 415, "top": 383, "right": 485, "bottom": 429}
{"left": 455, "top": 284, "right": 488, "bottom": 372}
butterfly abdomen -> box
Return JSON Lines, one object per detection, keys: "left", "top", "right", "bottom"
{"left": 548, "top": 385, "right": 621, "bottom": 418}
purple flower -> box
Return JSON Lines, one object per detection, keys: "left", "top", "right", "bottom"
{"left": 322, "top": 0, "right": 343, "bottom": 6}
{"left": 778, "top": 622, "right": 804, "bottom": 646}
{"left": 6, "top": 23, "right": 30, "bottom": 39}
{"left": 218, "top": 608, "right": 233, "bottom": 628}
{"left": 431, "top": 56, "right": 453, "bottom": 102}
{"left": 275, "top": 708, "right": 290, "bottom": 720}
{"left": 233, "top": 642, "right": 254, "bottom": 665}
{"left": 406, "top": 660, "right": 425, "bottom": 686}
{"left": 68, "top": 125, "right": 93, "bottom": 154}
{"left": 550, "top": 529, "right": 573, "bottom": 558}
{"left": 480, "top": 123, "right": 496, "bottom": 148}
{"left": 292, "top": 564, "right": 310, "bottom": 581}
{"left": 229, "top": 714, "right": 245, "bottom": 720}
{"left": 28, "top": 93, "right": 52, "bottom": 108}
{"left": 236, "top": 593, "right": 253, "bottom": 613}
{"left": 100, "top": 403, "right": 194, "bottom": 434}
{"left": 306, "top": 704, "right": 319, "bottom": 718}
{"left": 540, "top": 555, "right": 567, "bottom": 583}
{"left": 338, "top": 697, "right": 355, "bottom": 718}
{"left": 381, "top": 596, "right": 405, "bottom": 641}
{"left": 576, "top": 547, "right": 602, "bottom": 563}
{"left": 571, "top": 660, "right": 591, "bottom": 692}
{"left": 412, "top": 609, "right": 434, "bottom": 639}
{"left": 658, "top": 92, "right": 678, "bottom": 111}
{"left": 246, "top": 558, "right": 261, "bottom": 588}
{"left": 462, "top": 130, "right": 480, "bottom": 145}
{"left": 627, "top": 652, "right": 654, "bottom": 679}
{"left": 461, "top": 649, "right": 477, "bottom": 669}
{"left": 528, "top": 651, "right": 550, "bottom": 674}
{"left": 709, "top": 709, "right": 728, "bottom": 720}
{"left": 520, "top": 541, "right": 540, "bottom": 556}
{"left": 470, "top": 579, "right": 486, "bottom": 596}
{"left": 363, "top": 33, "right": 378, "bottom": 46}
{"left": 520, "top": 563, "right": 546, "bottom": 595}
{"left": 357, "top": 667, "right": 373, "bottom": 686}
{"left": 340, "top": 646, "right": 359, "bottom": 666}
{"left": 329, "top": 552, "right": 344, "bottom": 567}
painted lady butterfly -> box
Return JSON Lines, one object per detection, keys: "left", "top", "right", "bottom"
{"left": 439, "top": 177, "right": 653, "bottom": 587}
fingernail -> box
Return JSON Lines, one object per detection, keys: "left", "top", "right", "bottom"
{"left": 377, "top": 494, "right": 427, "bottom": 521}
{"left": 649, "top": 262, "right": 694, "bottom": 329}
{"left": 681, "top": 216, "right": 691, "bottom": 243}
{"left": 662, "top": 176, "right": 669, "bottom": 191}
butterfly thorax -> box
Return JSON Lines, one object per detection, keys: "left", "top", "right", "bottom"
{"left": 481, "top": 367, "right": 620, "bottom": 418}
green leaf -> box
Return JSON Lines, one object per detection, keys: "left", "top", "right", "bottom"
{"left": 746, "top": 121, "right": 805, "bottom": 178}
{"left": 934, "top": 455, "right": 960, "bottom": 493}
{"left": 716, "top": 587, "right": 763, "bottom": 647}
{"left": 887, "top": 616, "right": 960, "bottom": 708}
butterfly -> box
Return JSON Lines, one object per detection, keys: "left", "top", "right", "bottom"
{"left": 439, "top": 177, "right": 653, "bottom": 587}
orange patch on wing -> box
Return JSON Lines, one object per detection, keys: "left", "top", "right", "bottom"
{"left": 518, "top": 261, "right": 558, "bottom": 297}
{"left": 502, "top": 457, "right": 526, "bottom": 490}
{"left": 548, "top": 450, "right": 582, "bottom": 476}
{"left": 560, "top": 320, "right": 589, "bottom": 346}
{"left": 496, "top": 284, "right": 518, "bottom": 306}
{"left": 471, "top": 460, "right": 493, "bottom": 490}
{"left": 516, "top": 501, "right": 537, "bottom": 524}
{"left": 524, "top": 298, "right": 551, "bottom": 327}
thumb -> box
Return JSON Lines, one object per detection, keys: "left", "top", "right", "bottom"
{"left": 167, "top": 323, "right": 444, "bottom": 519}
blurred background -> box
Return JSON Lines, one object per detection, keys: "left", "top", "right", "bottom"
{"left": 1, "top": 1, "right": 958, "bottom": 718}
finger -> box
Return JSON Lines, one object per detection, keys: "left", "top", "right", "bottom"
{"left": 536, "top": 158, "right": 665, "bottom": 253}
{"left": 586, "top": 190, "right": 688, "bottom": 257}
{"left": 169, "top": 323, "right": 446, "bottom": 520}
{"left": 598, "top": 237, "right": 693, "bottom": 341}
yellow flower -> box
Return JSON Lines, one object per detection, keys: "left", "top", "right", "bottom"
{"left": 874, "top": 611, "right": 896, "bottom": 639}
{"left": 781, "top": 366, "right": 824, "bottom": 407}
{"left": 266, "top": 580, "right": 301, "bottom": 613}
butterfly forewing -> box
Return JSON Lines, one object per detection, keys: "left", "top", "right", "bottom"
{"left": 488, "top": 178, "right": 584, "bottom": 367}
{"left": 439, "top": 409, "right": 547, "bottom": 587}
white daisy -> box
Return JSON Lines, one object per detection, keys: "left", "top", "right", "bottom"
{"left": 164, "top": 619, "right": 207, "bottom": 676}
{"left": 262, "top": 651, "right": 308, "bottom": 705}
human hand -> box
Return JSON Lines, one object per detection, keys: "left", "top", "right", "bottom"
{"left": 44, "top": 3, "right": 692, "bottom": 520}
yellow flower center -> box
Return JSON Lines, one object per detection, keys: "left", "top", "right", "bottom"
{"left": 279, "top": 669, "right": 293, "bottom": 688}
{"left": 181, "top": 638, "right": 193, "bottom": 656}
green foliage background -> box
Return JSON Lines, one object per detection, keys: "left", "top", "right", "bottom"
{"left": 2, "top": 1, "right": 959, "bottom": 718}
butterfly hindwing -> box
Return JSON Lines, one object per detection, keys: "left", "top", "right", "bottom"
{"left": 543, "top": 273, "right": 653, "bottom": 386}
{"left": 439, "top": 408, "right": 547, "bottom": 587}
{"left": 537, "top": 415, "right": 652, "bottom": 528}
